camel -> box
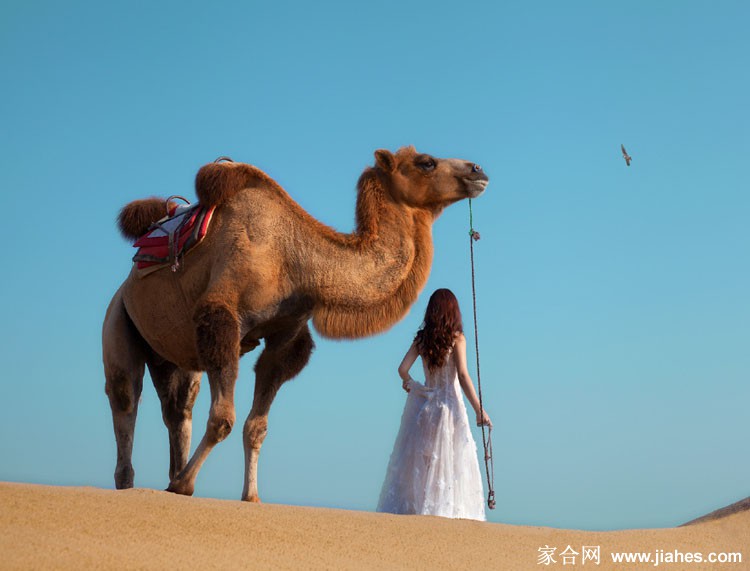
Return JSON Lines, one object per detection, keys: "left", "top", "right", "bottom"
{"left": 102, "top": 146, "right": 489, "bottom": 502}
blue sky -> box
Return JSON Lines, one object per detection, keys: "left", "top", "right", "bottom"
{"left": 1, "top": 1, "right": 747, "bottom": 530}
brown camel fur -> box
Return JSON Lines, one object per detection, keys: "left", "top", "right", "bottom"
{"left": 102, "top": 146, "right": 489, "bottom": 502}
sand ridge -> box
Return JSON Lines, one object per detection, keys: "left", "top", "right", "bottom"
{"left": 1, "top": 482, "right": 746, "bottom": 570}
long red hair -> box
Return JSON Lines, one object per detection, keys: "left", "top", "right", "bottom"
{"left": 415, "top": 289, "right": 463, "bottom": 371}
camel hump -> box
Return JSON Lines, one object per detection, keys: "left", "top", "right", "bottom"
{"left": 195, "top": 161, "right": 272, "bottom": 207}
{"left": 117, "top": 197, "right": 171, "bottom": 241}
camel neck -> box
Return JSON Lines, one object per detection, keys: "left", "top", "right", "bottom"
{"left": 306, "top": 205, "right": 435, "bottom": 339}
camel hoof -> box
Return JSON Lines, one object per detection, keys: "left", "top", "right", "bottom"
{"left": 166, "top": 480, "right": 195, "bottom": 496}
{"left": 243, "top": 494, "right": 262, "bottom": 503}
{"left": 114, "top": 465, "right": 134, "bottom": 489}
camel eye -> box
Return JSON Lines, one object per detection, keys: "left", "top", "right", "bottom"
{"left": 416, "top": 156, "right": 436, "bottom": 171}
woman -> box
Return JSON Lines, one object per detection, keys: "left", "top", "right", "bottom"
{"left": 377, "top": 288, "right": 492, "bottom": 520}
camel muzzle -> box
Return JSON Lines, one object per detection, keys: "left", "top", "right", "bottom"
{"left": 462, "top": 175, "right": 489, "bottom": 198}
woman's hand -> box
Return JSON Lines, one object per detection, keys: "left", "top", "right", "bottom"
{"left": 402, "top": 378, "right": 411, "bottom": 393}
{"left": 476, "top": 409, "right": 492, "bottom": 428}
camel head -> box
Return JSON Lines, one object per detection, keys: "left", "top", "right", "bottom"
{"left": 369, "top": 146, "right": 489, "bottom": 214}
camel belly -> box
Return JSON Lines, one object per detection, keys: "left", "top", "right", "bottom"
{"left": 121, "top": 270, "right": 202, "bottom": 370}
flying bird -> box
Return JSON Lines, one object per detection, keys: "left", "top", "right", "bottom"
{"left": 621, "top": 144, "right": 632, "bottom": 166}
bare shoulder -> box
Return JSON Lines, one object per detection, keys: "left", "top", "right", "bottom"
{"left": 452, "top": 332, "right": 469, "bottom": 371}
{"left": 454, "top": 332, "right": 466, "bottom": 347}
{"left": 405, "top": 338, "right": 421, "bottom": 359}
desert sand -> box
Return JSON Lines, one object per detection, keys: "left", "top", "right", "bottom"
{"left": 0, "top": 482, "right": 746, "bottom": 570}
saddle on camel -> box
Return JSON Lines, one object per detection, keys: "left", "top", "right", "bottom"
{"left": 130, "top": 198, "right": 214, "bottom": 273}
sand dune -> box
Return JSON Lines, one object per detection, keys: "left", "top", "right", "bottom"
{"left": 682, "top": 496, "right": 750, "bottom": 527}
{"left": 1, "top": 482, "right": 746, "bottom": 570}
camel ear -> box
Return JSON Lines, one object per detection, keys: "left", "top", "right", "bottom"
{"left": 374, "top": 149, "right": 395, "bottom": 173}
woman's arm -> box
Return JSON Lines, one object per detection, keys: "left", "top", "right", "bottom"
{"left": 454, "top": 333, "right": 492, "bottom": 427}
{"left": 397, "top": 341, "right": 420, "bottom": 392}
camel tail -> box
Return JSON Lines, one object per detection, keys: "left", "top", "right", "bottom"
{"left": 117, "top": 197, "right": 171, "bottom": 241}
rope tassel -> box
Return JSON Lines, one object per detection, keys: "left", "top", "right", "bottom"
{"left": 468, "top": 198, "right": 496, "bottom": 510}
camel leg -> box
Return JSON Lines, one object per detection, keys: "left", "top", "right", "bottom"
{"left": 167, "top": 303, "right": 240, "bottom": 496}
{"left": 148, "top": 359, "right": 201, "bottom": 482}
{"left": 103, "top": 292, "right": 146, "bottom": 489}
{"left": 242, "top": 324, "right": 314, "bottom": 502}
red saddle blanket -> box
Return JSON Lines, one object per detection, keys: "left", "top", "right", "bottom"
{"left": 133, "top": 203, "right": 215, "bottom": 270}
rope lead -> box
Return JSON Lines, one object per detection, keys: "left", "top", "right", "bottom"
{"left": 469, "top": 199, "right": 481, "bottom": 242}
{"left": 468, "top": 198, "right": 495, "bottom": 509}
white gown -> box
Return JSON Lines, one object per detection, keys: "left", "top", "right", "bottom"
{"left": 377, "top": 348, "right": 486, "bottom": 521}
